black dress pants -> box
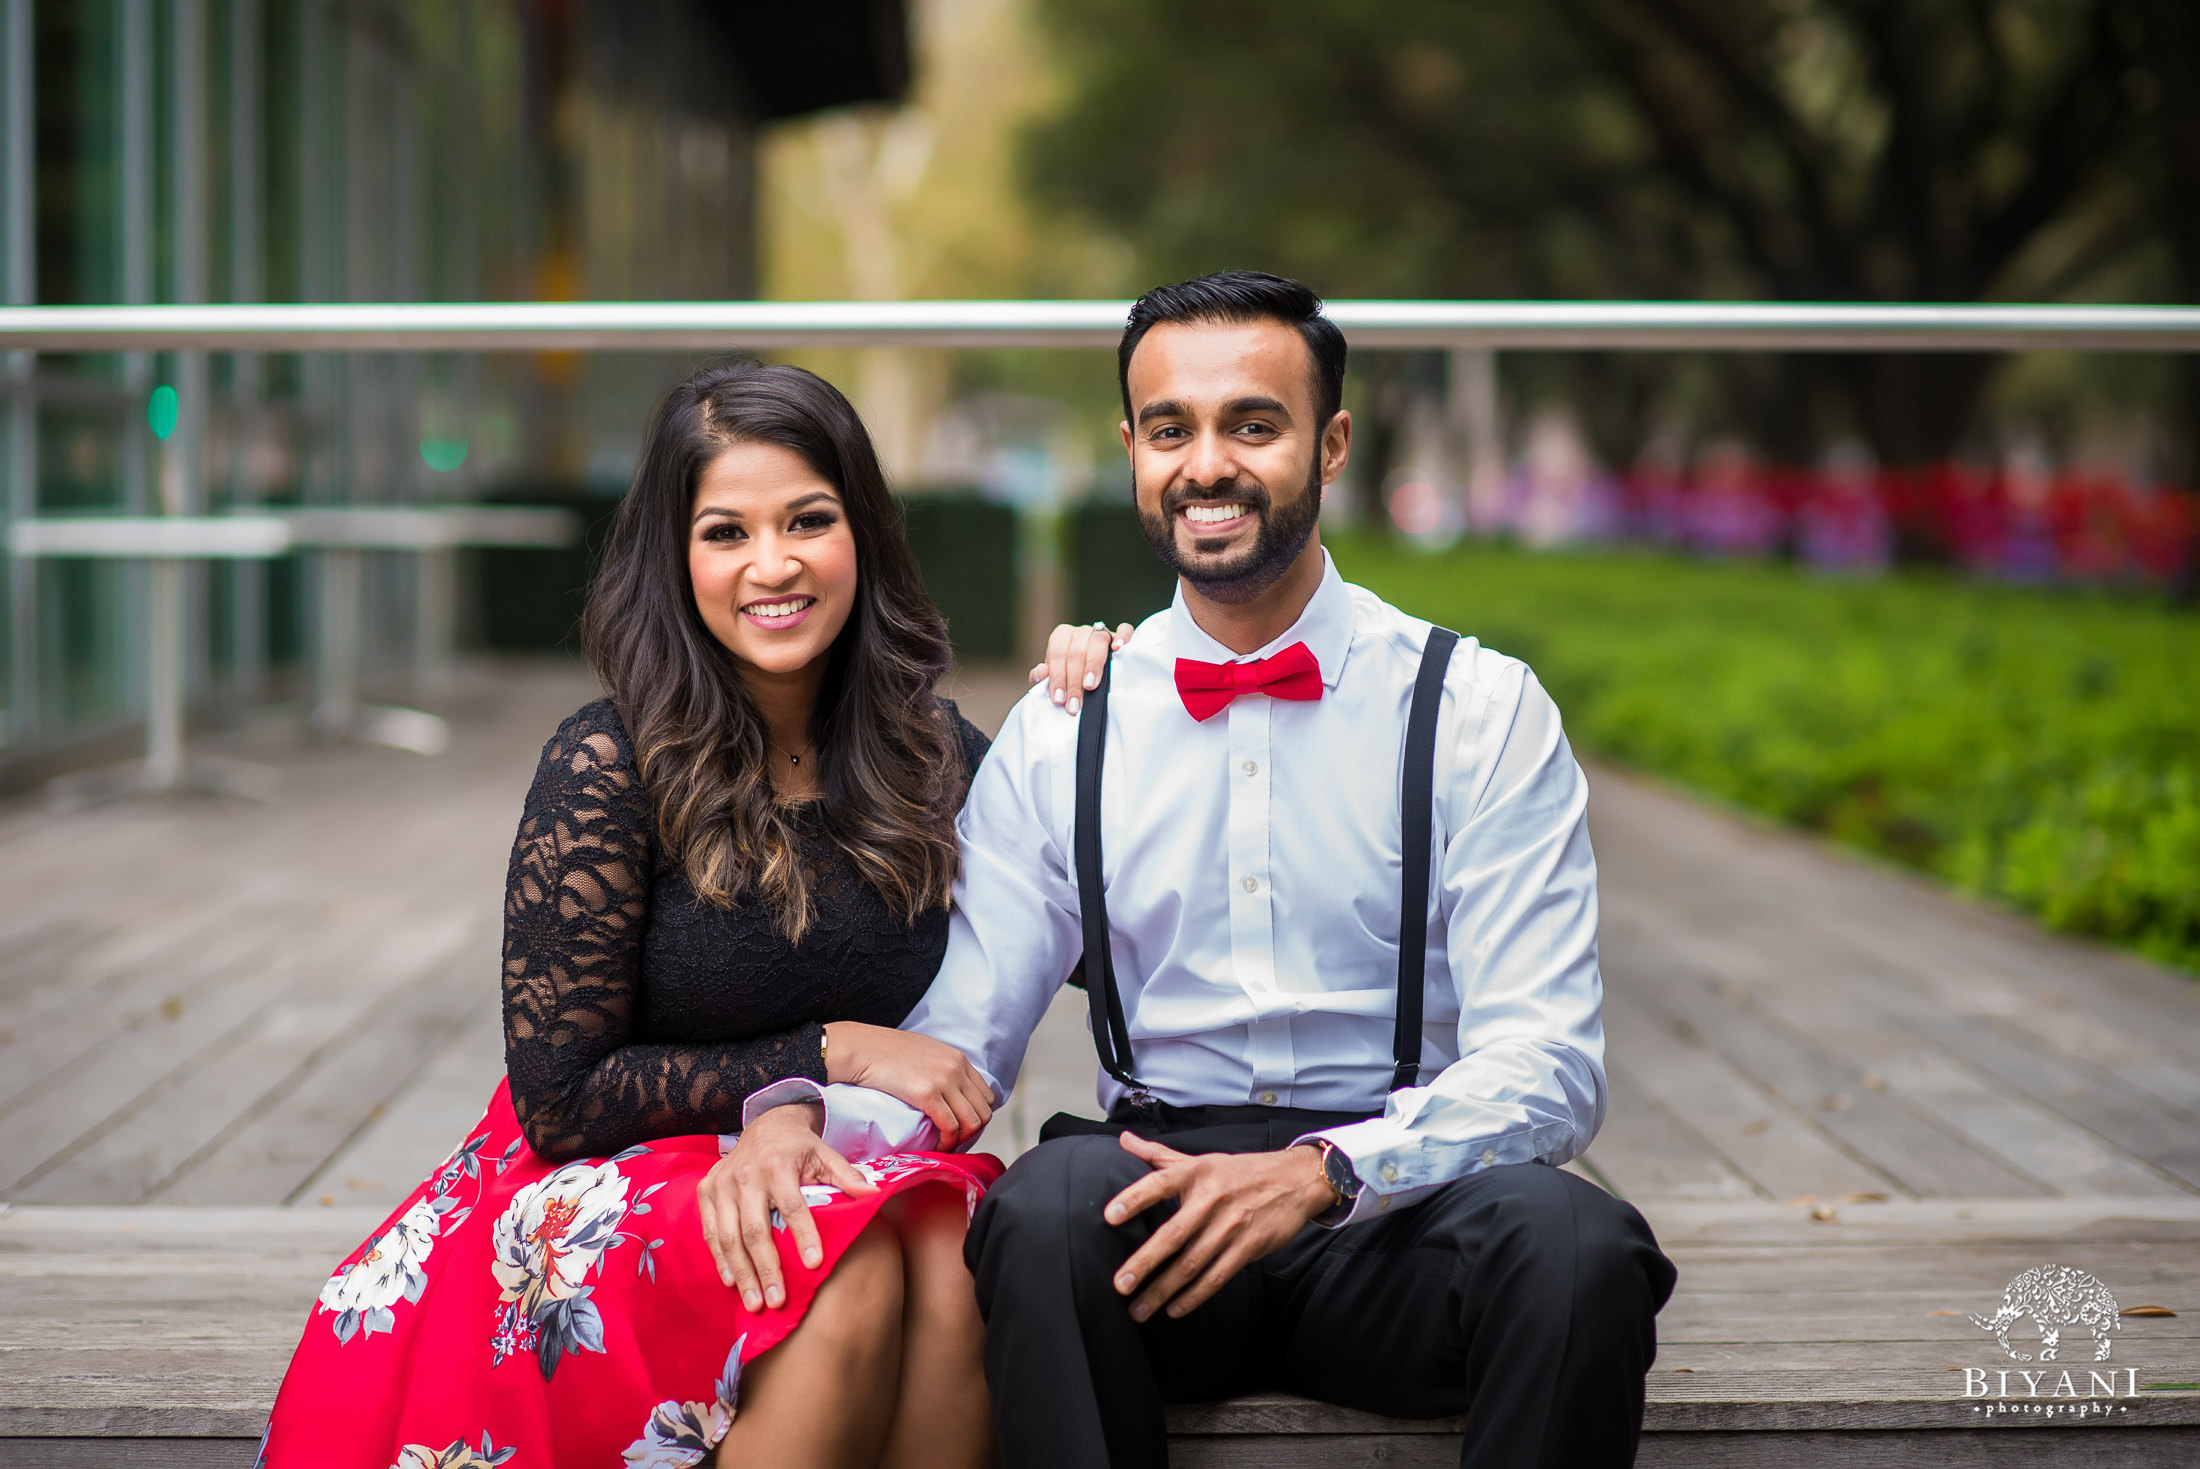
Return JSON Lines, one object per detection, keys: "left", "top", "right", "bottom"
{"left": 965, "top": 1105, "right": 1679, "bottom": 1469}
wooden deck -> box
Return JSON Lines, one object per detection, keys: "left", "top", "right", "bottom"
{"left": 2, "top": 659, "right": 2196, "bottom": 1465}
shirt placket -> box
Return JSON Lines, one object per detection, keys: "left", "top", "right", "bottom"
{"left": 1226, "top": 692, "right": 1295, "bottom": 1105}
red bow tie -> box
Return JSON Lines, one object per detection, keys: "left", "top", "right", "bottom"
{"left": 1174, "top": 641, "right": 1325, "bottom": 722}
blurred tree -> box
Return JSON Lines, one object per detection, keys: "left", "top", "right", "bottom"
{"left": 1027, "top": 0, "right": 2179, "bottom": 470}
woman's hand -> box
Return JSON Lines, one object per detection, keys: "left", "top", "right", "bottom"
{"left": 822, "top": 1021, "right": 996, "bottom": 1147}
{"left": 1032, "top": 621, "right": 1135, "bottom": 715}
{"left": 698, "top": 1102, "right": 877, "bottom": 1311}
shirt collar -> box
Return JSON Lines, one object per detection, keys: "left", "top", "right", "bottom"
{"left": 1168, "top": 547, "right": 1352, "bottom": 690}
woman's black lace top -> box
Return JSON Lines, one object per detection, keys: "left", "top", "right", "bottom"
{"left": 502, "top": 697, "right": 990, "bottom": 1161}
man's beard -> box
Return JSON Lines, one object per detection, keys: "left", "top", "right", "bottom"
{"left": 1136, "top": 455, "right": 1323, "bottom": 606}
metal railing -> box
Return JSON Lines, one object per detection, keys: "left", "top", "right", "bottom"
{"left": 2, "top": 299, "right": 2200, "bottom": 352}
{"left": 5, "top": 297, "right": 2197, "bottom": 799}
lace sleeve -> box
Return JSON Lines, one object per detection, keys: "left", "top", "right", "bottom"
{"left": 501, "top": 702, "right": 828, "bottom": 1162}
{"left": 938, "top": 698, "right": 992, "bottom": 788}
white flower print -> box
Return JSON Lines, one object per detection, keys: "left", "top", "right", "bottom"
{"left": 488, "top": 1158, "right": 632, "bottom": 1377}
{"left": 392, "top": 1432, "right": 516, "bottom": 1469}
{"left": 621, "top": 1337, "right": 746, "bottom": 1467}
{"left": 317, "top": 1196, "right": 443, "bottom": 1344}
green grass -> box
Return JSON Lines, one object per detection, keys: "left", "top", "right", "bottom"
{"left": 1330, "top": 535, "right": 2200, "bottom": 973}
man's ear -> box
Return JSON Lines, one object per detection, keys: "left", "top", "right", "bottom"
{"left": 1120, "top": 419, "right": 1134, "bottom": 458}
{"left": 1320, "top": 410, "right": 1353, "bottom": 487}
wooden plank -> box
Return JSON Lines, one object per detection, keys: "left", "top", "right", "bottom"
{"left": 9, "top": 902, "right": 486, "bottom": 1204}
{"left": 156, "top": 923, "right": 499, "bottom": 1205}
{"left": 1598, "top": 852, "right": 2198, "bottom": 1196}
{"left": 1607, "top": 895, "right": 2184, "bottom": 1198}
{"left": 1602, "top": 986, "right": 1897, "bottom": 1201}
{"left": 1586, "top": 765, "right": 2200, "bottom": 1077}
{"left": 0, "top": 911, "right": 402, "bottom": 1196}
{"left": 310, "top": 1000, "right": 506, "bottom": 1214}
{"left": 1610, "top": 934, "right": 2048, "bottom": 1198}
{"left": 1581, "top": 1063, "right": 1759, "bottom": 1203}
{"left": 4, "top": 1204, "right": 2196, "bottom": 1451}
{"left": 1892, "top": 1005, "right": 2200, "bottom": 1193}
{"left": 0, "top": 1442, "right": 260, "bottom": 1469}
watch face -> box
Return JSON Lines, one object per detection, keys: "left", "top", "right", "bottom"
{"left": 1323, "top": 1144, "right": 1361, "bottom": 1198}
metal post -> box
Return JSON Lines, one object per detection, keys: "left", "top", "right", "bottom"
{"left": 118, "top": 0, "right": 153, "bottom": 725}
{"left": 226, "top": 0, "right": 264, "bottom": 698}
{"left": 312, "top": 545, "right": 359, "bottom": 738}
{"left": 143, "top": 557, "right": 184, "bottom": 786}
{"left": 414, "top": 545, "right": 454, "bottom": 700}
{"left": 3, "top": 0, "right": 35, "bottom": 747}
{"left": 171, "top": 0, "right": 209, "bottom": 728}
{"left": 1449, "top": 348, "right": 1505, "bottom": 534}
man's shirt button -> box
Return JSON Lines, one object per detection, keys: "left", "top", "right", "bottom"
{"left": 1259, "top": 1090, "right": 1277, "bottom": 1105}
{"left": 1242, "top": 759, "right": 1258, "bottom": 776}
{"left": 1481, "top": 1149, "right": 1497, "bottom": 1166}
{"left": 1380, "top": 1162, "right": 1399, "bottom": 1183}
{"left": 1241, "top": 875, "right": 1259, "bottom": 893}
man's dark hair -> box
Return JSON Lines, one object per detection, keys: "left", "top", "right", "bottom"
{"left": 1117, "top": 271, "right": 1347, "bottom": 430}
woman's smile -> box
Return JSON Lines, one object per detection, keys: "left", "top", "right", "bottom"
{"left": 740, "top": 594, "right": 818, "bottom": 630}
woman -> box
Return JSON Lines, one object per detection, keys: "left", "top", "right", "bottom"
{"left": 260, "top": 361, "right": 1124, "bottom": 1469}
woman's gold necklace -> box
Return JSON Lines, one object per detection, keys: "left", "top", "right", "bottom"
{"left": 769, "top": 739, "right": 814, "bottom": 769}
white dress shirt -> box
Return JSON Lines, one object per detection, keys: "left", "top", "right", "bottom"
{"left": 745, "top": 548, "right": 1607, "bottom": 1225}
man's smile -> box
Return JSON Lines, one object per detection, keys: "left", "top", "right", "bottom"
{"left": 1178, "top": 501, "right": 1256, "bottom": 536}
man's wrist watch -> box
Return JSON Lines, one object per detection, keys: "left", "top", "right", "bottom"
{"left": 1309, "top": 1139, "right": 1362, "bottom": 1225}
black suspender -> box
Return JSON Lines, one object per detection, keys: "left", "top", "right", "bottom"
{"left": 1074, "top": 654, "right": 1142, "bottom": 1097}
{"left": 1392, "top": 627, "right": 1459, "bottom": 1089}
{"left": 1071, "top": 626, "right": 1460, "bottom": 1100}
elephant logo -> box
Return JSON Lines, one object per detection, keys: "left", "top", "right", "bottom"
{"left": 1968, "top": 1264, "right": 2122, "bottom": 1363}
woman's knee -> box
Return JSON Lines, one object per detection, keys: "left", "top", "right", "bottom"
{"left": 882, "top": 1185, "right": 980, "bottom": 1301}
{"left": 798, "top": 1219, "right": 905, "bottom": 1358}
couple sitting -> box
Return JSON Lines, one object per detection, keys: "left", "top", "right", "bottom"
{"left": 263, "top": 271, "right": 1676, "bottom": 1469}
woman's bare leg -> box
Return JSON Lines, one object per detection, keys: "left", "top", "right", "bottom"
{"left": 713, "top": 1221, "right": 904, "bottom": 1468}
{"left": 876, "top": 1186, "right": 995, "bottom": 1469}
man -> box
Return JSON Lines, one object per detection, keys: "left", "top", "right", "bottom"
{"left": 735, "top": 271, "right": 1676, "bottom": 1468}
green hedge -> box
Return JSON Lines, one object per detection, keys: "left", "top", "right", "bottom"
{"left": 1330, "top": 535, "right": 2200, "bottom": 973}
{"left": 899, "top": 494, "right": 1019, "bottom": 663}
{"left": 1067, "top": 502, "right": 1178, "bottom": 629}
{"left": 473, "top": 483, "right": 625, "bottom": 653}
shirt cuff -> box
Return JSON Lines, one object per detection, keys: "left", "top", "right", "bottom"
{"left": 1292, "top": 1117, "right": 1573, "bottom": 1228}
{"left": 738, "top": 1078, "right": 941, "bottom": 1162}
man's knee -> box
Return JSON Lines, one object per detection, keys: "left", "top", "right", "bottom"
{"left": 1444, "top": 1163, "right": 1674, "bottom": 1315}
{"left": 966, "top": 1134, "right": 1149, "bottom": 1281}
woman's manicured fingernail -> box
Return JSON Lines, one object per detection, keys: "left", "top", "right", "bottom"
{"left": 1085, "top": 671, "right": 1099, "bottom": 689}
{"left": 1167, "top": 1303, "right": 1184, "bottom": 1318}
{"left": 1067, "top": 697, "right": 1080, "bottom": 715}
{"left": 767, "top": 1288, "right": 784, "bottom": 1307}
{"left": 804, "top": 1250, "right": 821, "bottom": 1268}
{"left": 1053, "top": 687, "right": 1065, "bottom": 704}
{"left": 742, "top": 1290, "right": 759, "bottom": 1309}
{"left": 1131, "top": 1302, "right": 1151, "bottom": 1322}
{"left": 1116, "top": 1271, "right": 1135, "bottom": 1291}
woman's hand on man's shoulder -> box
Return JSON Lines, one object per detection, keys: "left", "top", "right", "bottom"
{"left": 821, "top": 1021, "right": 995, "bottom": 1149}
{"left": 1031, "top": 622, "right": 1135, "bottom": 716}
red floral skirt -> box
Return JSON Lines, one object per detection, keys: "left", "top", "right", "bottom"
{"left": 260, "top": 1079, "right": 1001, "bottom": 1469}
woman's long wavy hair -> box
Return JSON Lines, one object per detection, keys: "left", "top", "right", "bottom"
{"left": 582, "top": 361, "right": 961, "bottom": 943}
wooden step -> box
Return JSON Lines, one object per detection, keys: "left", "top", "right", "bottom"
{"left": 5, "top": 1201, "right": 2196, "bottom": 1467}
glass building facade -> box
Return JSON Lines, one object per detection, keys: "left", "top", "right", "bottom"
{"left": 0, "top": 0, "right": 904, "bottom": 769}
